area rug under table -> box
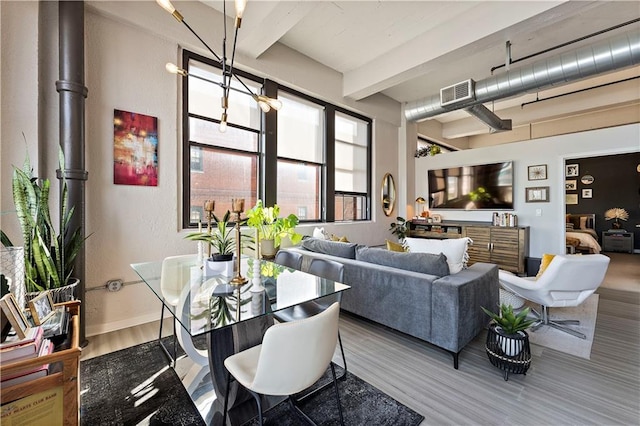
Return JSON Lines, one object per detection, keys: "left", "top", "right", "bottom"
{"left": 81, "top": 339, "right": 424, "bottom": 426}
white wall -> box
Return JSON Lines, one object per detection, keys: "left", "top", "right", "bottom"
{"left": 1, "top": 2, "right": 401, "bottom": 336}
{"left": 414, "top": 124, "right": 640, "bottom": 258}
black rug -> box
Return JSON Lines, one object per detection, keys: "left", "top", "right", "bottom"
{"left": 81, "top": 339, "right": 424, "bottom": 426}
{"left": 80, "top": 339, "right": 205, "bottom": 426}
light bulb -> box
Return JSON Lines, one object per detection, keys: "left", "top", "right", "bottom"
{"left": 156, "top": 0, "right": 175, "bottom": 14}
{"left": 267, "top": 98, "right": 283, "bottom": 111}
{"left": 165, "top": 62, "right": 187, "bottom": 76}
{"left": 219, "top": 112, "right": 228, "bottom": 133}
{"left": 258, "top": 101, "right": 271, "bottom": 113}
{"left": 235, "top": 0, "right": 247, "bottom": 19}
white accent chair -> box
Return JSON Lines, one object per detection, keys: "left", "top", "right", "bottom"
{"left": 223, "top": 302, "right": 344, "bottom": 426}
{"left": 498, "top": 254, "right": 610, "bottom": 339}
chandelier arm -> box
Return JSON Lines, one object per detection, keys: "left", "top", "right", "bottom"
{"left": 181, "top": 19, "right": 222, "bottom": 63}
{"left": 187, "top": 72, "right": 253, "bottom": 97}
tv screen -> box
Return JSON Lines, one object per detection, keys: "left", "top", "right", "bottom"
{"left": 428, "top": 161, "right": 513, "bottom": 210}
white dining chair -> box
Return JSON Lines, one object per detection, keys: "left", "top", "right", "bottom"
{"left": 222, "top": 302, "right": 344, "bottom": 425}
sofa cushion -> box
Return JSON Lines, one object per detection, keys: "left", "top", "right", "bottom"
{"left": 301, "top": 237, "right": 358, "bottom": 259}
{"left": 356, "top": 246, "right": 450, "bottom": 277}
{"left": 404, "top": 237, "right": 472, "bottom": 274}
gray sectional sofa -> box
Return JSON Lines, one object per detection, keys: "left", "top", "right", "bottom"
{"left": 283, "top": 238, "right": 499, "bottom": 369}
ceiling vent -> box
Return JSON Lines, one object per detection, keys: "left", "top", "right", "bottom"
{"left": 440, "top": 79, "right": 475, "bottom": 106}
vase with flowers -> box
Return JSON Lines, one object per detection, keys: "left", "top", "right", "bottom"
{"left": 604, "top": 207, "right": 629, "bottom": 230}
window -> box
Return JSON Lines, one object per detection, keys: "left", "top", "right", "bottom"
{"left": 276, "top": 93, "right": 324, "bottom": 221}
{"left": 183, "top": 50, "right": 371, "bottom": 228}
{"left": 334, "top": 112, "right": 369, "bottom": 221}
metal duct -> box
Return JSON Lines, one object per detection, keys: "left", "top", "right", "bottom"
{"left": 465, "top": 104, "right": 512, "bottom": 132}
{"left": 405, "top": 29, "right": 640, "bottom": 122}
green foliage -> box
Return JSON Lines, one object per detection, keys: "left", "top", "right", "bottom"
{"left": 184, "top": 210, "right": 236, "bottom": 256}
{"left": 246, "top": 200, "right": 302, "bottom": 247}
{"left": 389, "top": 216, "right": 408, "bottom": 240}
{"left": 481, "top": 303, "right": 536, "bottom": 335}
{"left": 1, "top": 147, "right": 88, "bottom": 292}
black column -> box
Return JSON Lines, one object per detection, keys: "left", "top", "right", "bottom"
{"left": 56, "top": 0, "right": 88, "bottom": 344}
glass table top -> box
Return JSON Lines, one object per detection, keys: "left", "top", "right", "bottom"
{"left": 131, "top": 256, "right": 350, "bottom": 337}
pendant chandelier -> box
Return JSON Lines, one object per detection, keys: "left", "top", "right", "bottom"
{"left": 157, "top": 0, "right": 282, "bottom": 132}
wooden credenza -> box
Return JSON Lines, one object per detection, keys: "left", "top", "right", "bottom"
{"left": 409, "top": 220, "right": 529, "bottom": 275}
{"left": 1, "top": 301, "right": 81, "bottom": 425}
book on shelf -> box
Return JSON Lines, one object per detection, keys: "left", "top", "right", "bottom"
{"left": 0, "top": 326, "right": 45, "bottom": 363}
{"left": 0, "top": 326, "right": 43, "bottom": 349}
{"left": 1, "top": 339, "right": 53, "bottom": 388}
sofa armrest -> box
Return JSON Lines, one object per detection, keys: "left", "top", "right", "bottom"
{"left": 430, "top": 263, "right": 499, "bottom": 353}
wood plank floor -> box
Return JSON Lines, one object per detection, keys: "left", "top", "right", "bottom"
{"left": 81, "top": 289, "right": 640, "bottom": 426}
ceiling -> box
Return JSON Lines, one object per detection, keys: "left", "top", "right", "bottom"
{"left": 207, "top": 0, "right": 640, "bottom": 139}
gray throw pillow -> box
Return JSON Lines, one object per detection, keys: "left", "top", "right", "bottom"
{"left": 356, "top": 246, "right": 450, "bottom": 277}
{"left": 301, "top": 238, "right": 358, "bottom": 259}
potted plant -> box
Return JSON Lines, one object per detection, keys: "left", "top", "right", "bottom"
{"left": 246, "top": 200, "right": 302, "bottom": 259}
{"left": 604, "top": 207, "right": 629, "bottom": 230}
{"left": 389, "top": 216, "right": 408, "bottom": 242}
{"left": 1, "top": 147, "right": 87, "bottom": 304}
{"left": 482, "top": 303, "right": 535, "bottom": 357}
{"left": 184, "top": 210, "right": 237, "bottom": 276}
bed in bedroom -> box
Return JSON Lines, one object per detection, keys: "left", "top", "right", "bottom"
{"left": 566, "top": 213, "right": 601, "bottom": 254}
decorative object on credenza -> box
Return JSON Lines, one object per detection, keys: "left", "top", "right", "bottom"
{"left": 527, "top": 164, "right": 547, "bottom": 181}
{"left": 28, "top": 291, "right": 55, "bottom": 326}
{"left": 113, "top": 109, "right": 158, "bottom": 186}
{"left": 526, "top": 186, "right": 549, "bottom": 203}
{"left": 582, "top": 189, "right": 593, "bottom": 199}
{"left": 565, "top": 180, "right": 577, "bottom": 191}
{"left": 581, "top": 174, "right": 594, "bottom": 185}
{"left": 566, "top": 193, "right": 578, "bottom": 205}
{"left": 430, "top": 214, "right": 442, "bottom": 223}
{"left": 158, "top": 0, "right": 282, "bottom": 133}
{"left": 482, "top": 303, "right": 534, "bottom": 381}
{"left": 565, "top": 163, "right": 579, "bottom": 177}
{"left": 604, "top": 207, "right": 629, "bottom": 230}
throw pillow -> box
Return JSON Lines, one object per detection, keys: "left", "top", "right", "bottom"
{"left": 313, "top": 227, "right": 327, "bottom": 240}
{"left": 579, "top": 216, "right": 588, "bottom": 230}
{"left": 301, "top": 237, "right": 358, "bottom": 259}
{"left": 536, "top": 253, "right": 556, "bottom": 279}
{"left": 386, "top": 240, "right": 406, "bottom": 252}
{"left": 356, "top": 246, "right": 450, "bottom": 277}
{"left": 330, "top": 234, "right": 350, "bottom": 243}
{"left": 404, "top": 237, "right": 472, "bottom": 274}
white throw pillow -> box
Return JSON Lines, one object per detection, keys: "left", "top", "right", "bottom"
{"left": 313, "top": 227, "right": 328, "bottom": 240}
{"left": 404, "top": 237, "right": 472, "bottom": 274}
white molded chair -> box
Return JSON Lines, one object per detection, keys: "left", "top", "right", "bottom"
{"left": 498, "top": 254, "right": 610, "bottom": 339}
{"left": 223, "top": 302, "right": 344, "bottom": 426}
{"left": 159, "top": 255, "right": 208, "bottom": 367}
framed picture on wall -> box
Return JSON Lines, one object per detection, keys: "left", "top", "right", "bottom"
{"left": 526, "top": 186, "right": 549, "bottom": 202}
{"left": 565, "top": 180, "right": 577, "bottom": 190}
{"left": 113, "top": 109, "right": 159, "bottom": 186}
{"left": 565, "top": 164, "right": 579, "bottom": 177}
{"left": 527, "top": 164, "right": 547, "bottom": 181}
{"left": 566, "top": 194, "right": 578, "bottom": 205}
{"left": 582, "top": 189, "right": 593, "bottom": 199}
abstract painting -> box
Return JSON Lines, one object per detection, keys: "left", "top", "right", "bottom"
{"left": 113, "top": 109, "right": 158, "bottom": 186}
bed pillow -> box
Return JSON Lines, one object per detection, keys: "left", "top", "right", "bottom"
{"left": 356, "top": 246, "right": 450, "bottom": 277}
{"left": 312, "top": 227, "right": 328, "bottom": 240}
{"left": 301, "top": 237, "right": 358, "bottom": 259}
{"left": 536, "top": 253, "right": 556, "bottom": 279}
{"left": 404, "top": 237, "right": 472, "bottom": 274}
{"left": 579, "top": 217, "right": 588, "bottom": 230}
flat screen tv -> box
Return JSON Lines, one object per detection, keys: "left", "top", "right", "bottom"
{"left": 428, "top": 161, "right": 513, "bottom": 210}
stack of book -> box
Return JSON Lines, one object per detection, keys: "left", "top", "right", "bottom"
{"left": 0, "top": 326, "right": 54, "bottom": 388}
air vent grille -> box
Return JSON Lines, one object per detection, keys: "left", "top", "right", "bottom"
{"left": 440, "top": 79, "right": 475, "bottom": 106}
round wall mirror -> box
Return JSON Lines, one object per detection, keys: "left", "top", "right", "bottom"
{"left": 381, "top": 173, "right": 396, "bottom": 216}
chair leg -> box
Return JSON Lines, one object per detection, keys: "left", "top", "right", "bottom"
{"left": 337, "top": 331, "right": 348, "bottom": 379}
{"left": 527, "top": 305, "right": 585, "bottom": 339}
{"left": 248, "top": 390, "right": 264, "bottom": 426}
{"left": 330, "top": 362, "right": 345, "bottom": 426}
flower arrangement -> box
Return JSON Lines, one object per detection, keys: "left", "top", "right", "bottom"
{"left": 604, "top": 208, "right": 629, "bottom": 229}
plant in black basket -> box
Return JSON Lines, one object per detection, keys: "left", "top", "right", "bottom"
{"left": 482, "top": 303, "right": 535, "bottom": 356}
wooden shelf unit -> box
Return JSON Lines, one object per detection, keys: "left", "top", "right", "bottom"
{"left": 409, "top": 220, "right": 530, "bottom": 275}
{"left": 1, "top": 301, "right": 81, "bottom": 425}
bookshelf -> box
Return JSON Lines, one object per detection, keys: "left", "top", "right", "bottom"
{"left": 1, "top": 301, "right": 81, "bottom": 425}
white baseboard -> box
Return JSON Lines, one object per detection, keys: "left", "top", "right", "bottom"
{"left": 86, "top": 311, "right": 168, "bottom": 337}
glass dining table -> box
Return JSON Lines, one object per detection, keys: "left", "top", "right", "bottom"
{"left": 131, "top": 255, "right": 350, "bottom": 426}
